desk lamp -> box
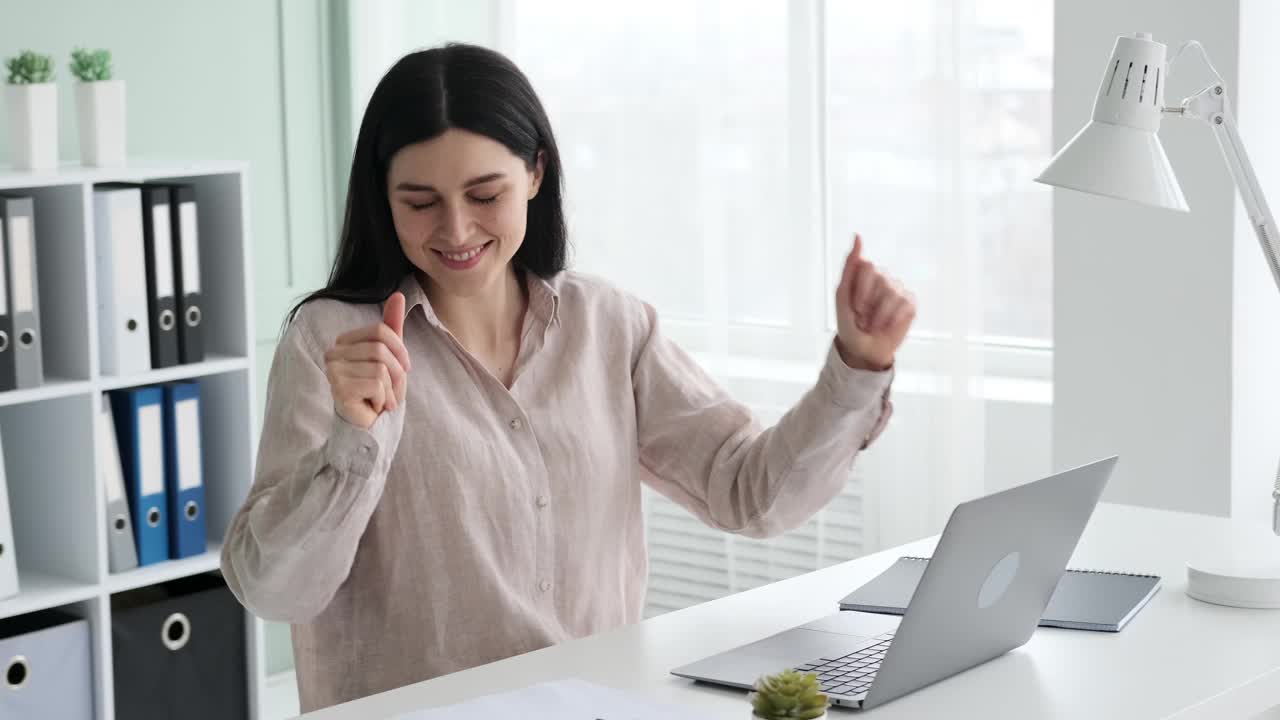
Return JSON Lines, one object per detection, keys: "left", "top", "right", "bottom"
{"left": 1036, "top": 32, "right": 1280, "bottom": 609}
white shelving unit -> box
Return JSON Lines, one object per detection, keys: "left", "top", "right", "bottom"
{"left": 0, "top": 161, "right": 263, "bottom": 720}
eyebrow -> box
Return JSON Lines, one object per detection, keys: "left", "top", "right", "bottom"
{"left": 394, "top": 172, "right": 506, "bottom": 193}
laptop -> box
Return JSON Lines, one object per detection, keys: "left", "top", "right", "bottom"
{"left": 670, "top": 456, "right": 1117, "bottom": 710}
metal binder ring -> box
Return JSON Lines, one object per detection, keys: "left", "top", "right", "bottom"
{"left": 5, "top": 655, "right": 28, "bottom": 690}
{"left": 18, "top": 330, "right": 34, "bottom": 348}
{"left": 147, "top": 507, "right": 161, "bottom": 527}
{"left": 161, "top": 613, "right": 191, "bottom": 652}
{"left": 159, "top": 309, "right": 176, "bottom": 331}
{"left": 0, "top": 331, "right": 8, "bottom": 352}
{"left": 186, "top": 306, "right": 202, "bottom": 328}
{"left": 0, "top": 543, "right": 5, "bottom": 557}
{"left": 184, "top": 500, "right": 199, "bottom": 521}
{"left": 113, "top": 514, "right": 128, "bottom": 532}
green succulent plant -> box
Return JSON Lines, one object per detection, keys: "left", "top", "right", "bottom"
{"left": 69, "top": 47, "right": 112, "bottom": 82}
{"left": 748, "top": 669, "right": 829, "bottom": 719}
{"left": 5, "top": 50, "right": 55, "bottom": 84}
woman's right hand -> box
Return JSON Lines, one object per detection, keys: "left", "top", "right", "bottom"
{"left": 324, "top": 292, "right": 412, "bottom": 429}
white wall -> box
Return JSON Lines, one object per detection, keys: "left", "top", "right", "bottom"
{"left": 1231, "top": 0, "right": 1280, "bottom": 529}
{"left": 1052, "top": 1, "right": 1244, "bottom": 516}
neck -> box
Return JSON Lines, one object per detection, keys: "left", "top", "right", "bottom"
{"left": 421, "top": 265, "right": 527, "bottom": 353}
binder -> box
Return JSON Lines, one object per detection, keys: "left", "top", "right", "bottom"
{"left": 0, "top": 610, "right": 94, "bottom": 720}
{"left": 166, "top": 184, "right": 204, "bottom": 364}
{"left": 110, "top": 387, "right": 169, "bottom": 566}
{"left": 94, "top": 185, "right": 153, "bottom": 376}
{"left": 112, "top": 574, "right": 247, "bottom": 719}
{"left": 0, "top": 196, "right": 43, "bottom": 389}
{"left": 0, "top": 429, "right": 18, "bottom": 599}
{"left": 162, "top": 382, "right": 206, "bottom": 559}
{"left": 100, "top": 395, "right": 139, "bottom": 573}
{"left": 839, "top": 555, "right": 1163, "bottom": 632}
{"left": 140, "top": 185, "right": 179, "bottom": 368}
{"left": 0, "top": 206, "right": 12, "bottom": 392}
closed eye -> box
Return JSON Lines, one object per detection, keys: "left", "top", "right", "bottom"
{"left": 404, "top": 193, "right": 500, "bottom": 211}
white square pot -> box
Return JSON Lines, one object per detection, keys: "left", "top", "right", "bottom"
{"left": 75, "top": 79, "right": 126, "bottom": 167}
{"left": 4, "top": 83, "right": 58, "bottom": 171}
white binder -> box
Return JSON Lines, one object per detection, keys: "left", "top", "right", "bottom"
{"left": 0, "top": 428, "right": 19, "bottom": 599}
{"left": 94, "top": 186, "right": 152, "bottom": 376}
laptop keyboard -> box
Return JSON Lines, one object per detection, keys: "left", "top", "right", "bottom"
{"left": 792, "top": 632, "right": 895, "bottom": 698}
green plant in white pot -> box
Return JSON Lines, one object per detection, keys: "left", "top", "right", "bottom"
{"left": 748, "top": 669, "right": 830, "bottom": 719}
{"left": 4, "top": 50, "right": 58, "bottom": 170}
{"left": 70, "top": 48, "right": 125, "bottom": 167}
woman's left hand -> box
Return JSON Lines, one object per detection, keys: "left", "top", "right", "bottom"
{"left": 834, "top": 234, "right": 916, "bottom": 371}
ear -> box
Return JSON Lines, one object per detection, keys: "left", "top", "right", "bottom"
{"left": 528, "top": 150, "right": 547, "bottom": 200}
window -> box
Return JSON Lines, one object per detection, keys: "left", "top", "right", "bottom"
{"left": 825, "top": 0, "right": 1054, "bottom": 343}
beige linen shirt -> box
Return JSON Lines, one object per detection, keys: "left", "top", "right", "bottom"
{"left": 221, "top": 270, "right": 894, "bottom": 712}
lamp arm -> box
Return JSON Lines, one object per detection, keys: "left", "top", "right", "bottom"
{"left": 1173, "top": 82, "right": 1280, "bottom": 534}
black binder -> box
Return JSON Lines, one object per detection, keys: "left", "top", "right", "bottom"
{"left": 112, "top": 573, "right": 248, "bottom": 719}
{"left": 166, "top": 184, "right": 204, "bottom": 364}
{"left": 140, "top": 185, "right": 179, "bottom": 368}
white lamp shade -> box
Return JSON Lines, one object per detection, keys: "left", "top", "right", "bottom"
{"left": 1036, "top": 120, "right": 1189, "bottom": 211}
{"left": 1035, "top": 32, "right": 1190, "bottom": 212}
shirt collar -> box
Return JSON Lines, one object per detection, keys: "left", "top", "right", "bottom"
{"left": 527, "top": 273, "right": 562, "bottom": 329}
{"left": 393, "top": 271, "right": 561, "bottom": 331}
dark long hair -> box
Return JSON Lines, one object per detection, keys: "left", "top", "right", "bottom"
{"left": 287, "top": 43, "right": 568, "bottom": 325}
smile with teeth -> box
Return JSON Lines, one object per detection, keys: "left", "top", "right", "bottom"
{"left": 437, "top": 241, "right": 491, "bottom": 262}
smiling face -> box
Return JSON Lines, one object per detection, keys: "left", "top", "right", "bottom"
{"left": 387, "top": 128, "right": 545, "bottom": 298}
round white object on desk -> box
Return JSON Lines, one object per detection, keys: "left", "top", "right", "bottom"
{"left": 1186, "top": 529, "right": 1280, "bottom": 608}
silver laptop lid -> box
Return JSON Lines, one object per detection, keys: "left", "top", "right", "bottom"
{"left": 863, "top": 456, "right": 1117, "bottom": 708}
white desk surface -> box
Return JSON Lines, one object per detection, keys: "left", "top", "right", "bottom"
{"left": 299, "top": 503, "right": 1280, "bottom": 719}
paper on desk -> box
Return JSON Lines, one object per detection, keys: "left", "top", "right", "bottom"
{"left": 391, "top": 678, "right": 703, "bottom": 720}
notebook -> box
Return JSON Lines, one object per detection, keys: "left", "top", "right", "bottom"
{"left": 839, "top": 555, "right": 1161, "bottom": 632}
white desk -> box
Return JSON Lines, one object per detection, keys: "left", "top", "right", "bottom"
{"left": 299, "top": 504, "right": 1280, "bottom": 719}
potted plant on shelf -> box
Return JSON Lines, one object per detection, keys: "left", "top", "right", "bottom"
{"left": 3, "top": 50, "right": 57, "bottom": 170}
{"left": 70, "top": 47, "right": 124, "bottom": 167}
{"left": 748, "top": 669, "right": 830, "bottom": 719}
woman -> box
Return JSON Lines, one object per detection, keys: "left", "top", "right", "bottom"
{"left": 221, "top": 43, "right": 915, "bottom": 712}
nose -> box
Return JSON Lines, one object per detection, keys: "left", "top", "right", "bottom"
{"left": 438, "top": 201, "right": 470, "bottom": 244}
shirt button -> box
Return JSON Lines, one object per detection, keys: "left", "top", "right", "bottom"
{"left": 539, "top": 580, "right": 552, "bottom": 592}
{"left": 509, "top": 418, "right": 523, "bottom": 431}
{"left": 536, "top": 495, "right": 549, "bottom": 508}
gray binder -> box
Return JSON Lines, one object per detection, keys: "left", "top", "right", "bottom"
{"left": 0, "top": 428, "right": 17, "bottom": 599}
{"left": 100, "top": 395, "right": 139, "bottom": 573}
{"left": 0, "top": 611, "right": 94, "bottom": 720}
{"left": 0, "top": 196, "right": 42, "bottom": 389}
{"left": 840, "top": 555, "right": 1162, "bottom": 632}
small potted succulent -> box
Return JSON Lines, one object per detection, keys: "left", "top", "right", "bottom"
{"left": 4, "top": 50, "right": 57, "bottom": 170}
{"left": 748, "top": 669, "right": 830, "bottom": 719}
{"left": 70, "top": 47, "right": 125, "bottom": 167}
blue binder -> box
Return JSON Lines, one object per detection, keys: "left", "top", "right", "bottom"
{"left": 110, "top": 387, "right": 169, "bottom": 566}
{"left": 162, "top": 382, "right": 206, "bottom": 559}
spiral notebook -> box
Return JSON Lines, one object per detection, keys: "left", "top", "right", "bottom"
{"left": 839, "top": 556, "right": 1161, "bottom": 632}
